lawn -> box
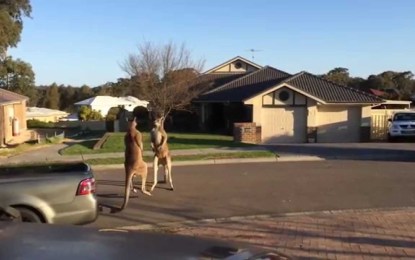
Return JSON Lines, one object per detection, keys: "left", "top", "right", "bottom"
{"left": 61, "top": 132, "right": 255, "bottom": 155}
{"left": 0, "top": 143, "right": 49, "bottom": 157}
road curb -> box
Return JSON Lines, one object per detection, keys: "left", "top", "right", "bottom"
{"left": 324, "top": 154, "right": 415, "bottom": 161}
{"left": 111, "top": 206, "right": 415, "bottom": 232}
{"left": 91, "top": 155, "right": 325, "bottom": 170}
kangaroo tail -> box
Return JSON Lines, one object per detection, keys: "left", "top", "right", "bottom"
{"left": 120, "top": 173, "right": 134, "bottom": 211}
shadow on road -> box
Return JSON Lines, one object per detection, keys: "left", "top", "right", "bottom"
{"left": 97, "top": 179, "right": 174, "bottom": 214}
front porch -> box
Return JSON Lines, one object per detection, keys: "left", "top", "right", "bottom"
{"left": 199, "top": 102, "right": 253, "bottom": 135}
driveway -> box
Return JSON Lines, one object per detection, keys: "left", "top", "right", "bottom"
{"left": 267, "top": 142, "right": 415, "bottom": 162}
{"left": 90, "top": 160, "right": 415, "bottom": 229}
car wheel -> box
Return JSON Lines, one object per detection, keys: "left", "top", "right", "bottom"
{"left": 13, "top": 207, "right": 43, "bottom": 223}
{"left": 387, "top": 134, "right": 396, "bottom": 142}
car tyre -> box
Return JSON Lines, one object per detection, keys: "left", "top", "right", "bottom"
{"left": 387, "top": 134, "right": 396, "bottom": 142}
{"left": 13, "top": 207, "right": 43, "bottom": 223}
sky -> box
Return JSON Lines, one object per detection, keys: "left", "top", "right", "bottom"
{"left": 8, "top": 0, "right": 415, "bottom": 87}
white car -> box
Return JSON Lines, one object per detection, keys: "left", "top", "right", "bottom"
{"left": 388, "top": 111, "right": 415, "bottom": 141}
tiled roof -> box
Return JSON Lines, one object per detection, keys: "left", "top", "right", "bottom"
{"left": 191, "top": 73, "right": 247, "bottom": 93}
{"left": 285, "top": 72, "right": 383, "bottom": 103}
{"left": 0, "top": 88, "right": 28, "bottom": 105}
{"left": 197, "top": 66, "right": 291, "bottom": 102}
{"left": 197, "top": 68, "right": 382, "bottom": 104}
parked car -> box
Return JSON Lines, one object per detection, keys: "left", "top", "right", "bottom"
{"left": 0, "top": 162, "right": 98, "bottom": 225}
{"left": 387, "top": 111, "right": 415, "bottom": 141}
{"left": 0, "top": 205, "right": 22, "bottom": 222}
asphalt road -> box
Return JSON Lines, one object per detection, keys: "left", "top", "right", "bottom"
{"left": 89, "top": 160, "right": 415, "bottom": 229}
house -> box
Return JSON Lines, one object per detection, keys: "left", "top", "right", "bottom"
{"left": 74, "top": 96, "right": 149, "bottom": 117}
{"left": 0, "top": 88, "right": 30, "bottom": 147}
{"left": 369, "top": 88, "right": 402, "bottom": 100}
{"left": 369, "top": 88, "right": 387, "bottom": 98}
{"left": 371, "top": 100, "right": 412, "bottom": 110}
{"left": 26, "top": 107, "right": 69, "bottom": 122}
{"left": 194, "top": 56, "right": 383, "bottom": 143}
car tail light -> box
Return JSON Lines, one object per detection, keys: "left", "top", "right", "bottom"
{"left": 76, "top": 178, "right": 96, "bottom": 196}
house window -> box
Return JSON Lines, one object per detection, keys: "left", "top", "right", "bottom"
{"left": 274, "top": 88, "right": 293, "bottom": 105}
{"left": 234, "top": 62, "right": 242, "bottom": 69}
{"left": 8, "top": 107, "right": 15, "bottom": 123}
{"left": 278, "top": 90, "right": 290, "bottom": 101}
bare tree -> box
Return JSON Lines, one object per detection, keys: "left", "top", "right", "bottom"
{"left": 121, "top": 41, "right": 205, "bottom": 119}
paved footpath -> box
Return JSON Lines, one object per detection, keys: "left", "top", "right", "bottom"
{"left": 154, "top": 208, "right": 415, "bottom": 260}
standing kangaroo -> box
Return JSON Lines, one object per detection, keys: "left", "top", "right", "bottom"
{"left": 120, "top": 117, "right": 151, "bottom": 211}
{"left": 150, "top": 116, "right": 174, "bottom": 191}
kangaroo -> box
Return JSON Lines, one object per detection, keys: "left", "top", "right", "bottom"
{"left": 150, "top": 116, "right": 174, "bottom": 191}
{"left": 120, "top": 117, "right": 151, "bottom": 211}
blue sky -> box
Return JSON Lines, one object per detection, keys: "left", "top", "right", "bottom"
{"left": 9, "top": 0, "right": 415, "bottom": 87}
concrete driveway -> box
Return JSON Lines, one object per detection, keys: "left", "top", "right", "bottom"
{"left": 267, "top": 142, "right": 415, "bottom": 162}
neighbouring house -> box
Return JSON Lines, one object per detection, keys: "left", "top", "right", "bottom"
{"left": 370, "top": 100, "right": 413, "bottom": 141}
{"left": 371, "top": 100, "right": 412, "bottom": 110}
{"left": 0, "top": 88, "right": 30, "bottom": 147}
{"left": 74, "top": 96, "right": 149, "bottom": 117}
{"left": 26, "top": 107, "right": 69, "bottom": 122}
{"left": 368, "top": 88, "right": 403, "bottom": 101}
{"left": 193, "top": 56, "right": 384, "bottom": 143}
{"left": 368, "top": 88, "right": 387, "bottom": 98}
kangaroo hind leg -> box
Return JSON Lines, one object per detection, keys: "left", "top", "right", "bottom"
{"left": 166, "top": 157, "right": 173, "bottom": 191}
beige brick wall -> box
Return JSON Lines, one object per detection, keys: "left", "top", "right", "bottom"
{"left": 1, "top": 101, "right": 27, "bottom": 143}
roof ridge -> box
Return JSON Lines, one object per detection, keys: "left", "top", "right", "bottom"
{"left": 205, "top": 66, "right": 293, "bottom": 95}
{"left": 297, "top": 71, "right": 383, "bottom": 101}
{"left": 282, "top": 71, "right": 306, "bottom": 83}
{"left": 262, "top": 65, "right": 292, "bottom": 76}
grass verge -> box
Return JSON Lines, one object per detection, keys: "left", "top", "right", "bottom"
{"left": 61, "top": 132, "right": 255, "bottom": 155}
{"left": 85, "top": 151, "right": 276, "bottom": 165}
{"left": 0, "top": 143, "right": 49, "bottom": 157}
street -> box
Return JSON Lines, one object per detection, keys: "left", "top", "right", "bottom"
{"left": 89, "top": 160, "right": 415, "bottom": 229}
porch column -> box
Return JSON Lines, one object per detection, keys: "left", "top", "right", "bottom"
{"left": 201, "top": 103, "right": 206, "bottom": 124}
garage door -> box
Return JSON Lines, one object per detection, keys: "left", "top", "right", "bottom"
{"left": 317, "top": 106, "right": 361, "bottom": 143}
{"left": 261, "top": 107, "right": 307, "bottom": 143}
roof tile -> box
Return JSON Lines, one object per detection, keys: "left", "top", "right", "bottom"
{"left": 285, "top": 72, "right": 383, "bottom": 103}
{"left": 198, "top": 66, "right": 291, "bottom": 102}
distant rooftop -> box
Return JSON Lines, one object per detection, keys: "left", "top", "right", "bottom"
{"left": 26, "top": 107, "right": 69, "bottom": 117}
